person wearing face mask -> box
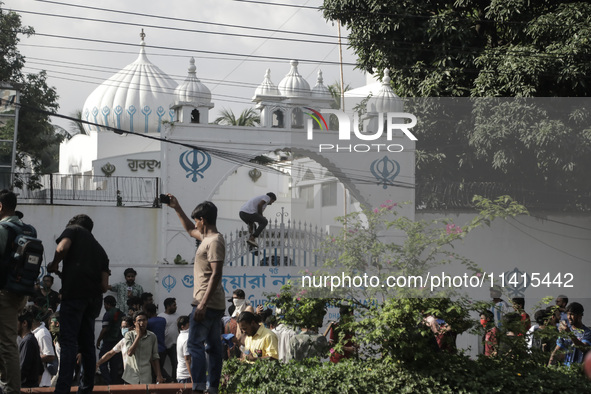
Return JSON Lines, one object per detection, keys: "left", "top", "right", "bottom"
{"left": 480, "top": 309, "right": 499, "bottom": 357}
{"left": 96, "top": 316, "right": 134, "bottom": 374}
{"left": 229, "top": 289, "right": 255, "bottom": 347}
{"left": 231, "top": 290, "right": 253, "bottom": 317}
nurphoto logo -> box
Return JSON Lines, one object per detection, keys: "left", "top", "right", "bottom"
{"left": 304, "top": 108, "right": 417, "bottom": 153}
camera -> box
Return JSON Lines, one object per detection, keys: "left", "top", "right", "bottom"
{"left": 159, "top": 194, "right": 171, "bottom": 204}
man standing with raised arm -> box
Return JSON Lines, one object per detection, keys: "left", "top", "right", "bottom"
{"left": 165, "top": 195, "right": 225, "bottom": 394}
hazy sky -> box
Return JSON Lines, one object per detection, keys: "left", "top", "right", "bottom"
{"left": 5, "top": 0, "right": 367, "bottom": 130}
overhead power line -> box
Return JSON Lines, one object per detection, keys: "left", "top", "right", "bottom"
{"left": 14, "top": 9, "right": 342, "bottom": 46}
{"left": 32, "top": 32, "right": 357, "bottom": 66}
{"left": 229, "top": 0, "right": 320, "bottom": 10}
{"left": 33, "top": 0, "right": 338, "bottom": 39}
{"left": 5, "top": 98, "right": 416, "bottom": 187}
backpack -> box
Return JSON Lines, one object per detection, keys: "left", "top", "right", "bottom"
{"left": 0, "top": 221, "right": 44, "bottom": 296}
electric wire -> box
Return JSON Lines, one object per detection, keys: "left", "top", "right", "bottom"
{"left": 37, "top": 0, "right": 588, "bottom": 28}
{"left": 528, "top": 215, "right": 591, "bottom": 232}
{"left": 13, "top": 9, "right": 342, "bottom": 46}
{"left": 32, "top": 33, "right": 358, "bottom": 66}
{"left": 32, "top": 0, "right": 339, "bottom": 39}
{"left": 5, "top": 99, "right": 417, "bottom": 188}
{"left": 3, "top": 97, "right": 588, "bottom": 212}
{"left": 509, "top": 217, "right": 591, "bottom": 241}
{"left": 19, "top": 3, "right": 590, "bottom": 61}
{"left": 505, "top": 219, "right": 591, "bottom": 264}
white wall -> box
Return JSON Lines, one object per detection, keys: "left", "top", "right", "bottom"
{"left": 22, "top": 202, "right": 591, "bottom": 359}
{"left": 21, "top": 204, "right": 161, "bottom": 296}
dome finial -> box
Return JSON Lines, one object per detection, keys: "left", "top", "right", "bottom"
{"left": 375, "top": 67, "right": 401, "bottom": 113}
{"left": 188, "top": 57, "right": 197, "bottom": 75}
{"left": 140, "top": 29, "right": 146, "bottom": 43}
{"left": 317, "top": 70, "right": 324, "bottom": 84}
{"left": 278, "top": 60, "right": 310, "bottom": 97}
{"left": 383, "top": 68, "right": 391, "bottom": 85}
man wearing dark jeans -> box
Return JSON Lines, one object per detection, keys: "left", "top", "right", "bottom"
{"left": 166, "top": 196, "right": 225, "bottom": 394}
{"left": 145, "top": 303, "right": 169, "bottom": 382}
{"left": 48, "top": 214, "right": 109, "bottom": 394}
{"left": 0, "top": 190, "right": 28, "bottom": 394}
{"left": 96, "top": 295, "right": 123, "bottom": 385}
{"left": 158, "top": 298, "right": 179, "bottom": 382}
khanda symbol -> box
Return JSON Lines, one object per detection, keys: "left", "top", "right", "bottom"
{"left": 370, "top": 156, "right": 400, "bottom": 189}
{"left": 179, "top": 149, "right": 211, "bottom": 182}
{"left": 162, "top": 275, "right": 176, "bottom": 293}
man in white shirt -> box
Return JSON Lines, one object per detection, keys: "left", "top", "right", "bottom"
{"left": 96, "top": 316, "right": 133, "bottom": 373}
{"left": 239, "top": 192, "right": 276, "bottom": 247}
{"left": 175, "top": 316, "right": 191, "bottom": 383}
{"left": 268, "top": 311, "right": 297, "bottom": 363}
{"left": 158, "top": 297, "right": 180, "bottom": 382}
{"left": 31, "top": 308, "right": 56, "bottom": 387}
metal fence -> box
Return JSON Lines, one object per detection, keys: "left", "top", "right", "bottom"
{"left": 225, "top": 208, "right": 335, "bottom": 267}
{"left": 13, "top": 173, "right": 160, "bottom": 206}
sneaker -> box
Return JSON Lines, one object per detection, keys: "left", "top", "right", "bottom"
{"left": 246, "top": 239, "right": 258, "bottom": 248}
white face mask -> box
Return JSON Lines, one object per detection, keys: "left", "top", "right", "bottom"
{"left": 121, "top": 328, "right": 129, "bottom": 336}
{"left": 233, "top": 298, "right": 246, "bottom": 309}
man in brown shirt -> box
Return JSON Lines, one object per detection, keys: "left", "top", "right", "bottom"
{"left": 165, "top": 195, "right": 225, "bottom": 394}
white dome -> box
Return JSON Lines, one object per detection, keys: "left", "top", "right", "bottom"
{"left": 82, "top": 36, "right": 178, "bottom": 134}
{"left": 254, "top": 69, "right": 280, "bottom": 96}
{"left": 174, "top": 57, "right": 211, "bottom": 105}
{"left": 375, "top": 69, "right": 402, "bottom": 113}
{"left": 278, "top": 60, "right": 310, "bottom": 97}
{"left": 311, "top": 70, "right": 331, "bottom": 100}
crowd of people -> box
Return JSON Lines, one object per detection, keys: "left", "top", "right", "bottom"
{"left": 477, "top": 293, "right": 591, "bottom": 366}
{"left": 1, "top": 190, "right": 589, "bottom": 394}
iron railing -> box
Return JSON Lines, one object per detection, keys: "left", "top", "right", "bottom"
{"left": 13, "top": 173, "right": 160, "bottom": 206}
{"left": 225, "top": 207, "right": 337, "bottom": 267}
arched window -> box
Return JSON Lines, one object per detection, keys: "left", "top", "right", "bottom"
{"left": 191, "top": 109, "right": 200, "bottom": 123}
{"left": 291, "top": 107, "right": 304, "bottom": 129}
{"left": 272, "top": 109, "right": 284, "bottom": 128}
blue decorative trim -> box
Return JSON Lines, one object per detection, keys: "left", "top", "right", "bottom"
{"left": 141, "top": 105, "right": 152, "bottom": 133}
{"left": 169, "top": 109, "right": 175, "bottom": 122}
{"left": 157, "top": 106, "right": 166, "bottom": 133}
{"left": 102, "top": 106, "right": 110, "bottom": 127}
{"left": 179, "top": 149, "right": 212, "bottom": 182}
{"left": 114, "top": 105, "right": 123, "bottom": 129}
{"left": 127, "top": 105, "right": 136, "bottom": 132}
{"left": 92, "top": 107, "right": 99, "bottom": 131}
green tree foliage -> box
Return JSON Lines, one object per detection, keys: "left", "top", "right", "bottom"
{"left": 221, "top": 357, "right": 591, "bottom": 393}
{"left": 322, "top": 1, "right": 591, "bottom": 210}
{"left": 214, "top": 108, "right": 260, "bottom": 126}
{"left": 69, "top": 109, "right": 87, "bottom": 137}
{"left": 267, "top": 196, "right": 527, "bottom": 361}
{"left": 322, "top": 0, "right": 591, "bottom": 98}
{"left": 0, "top": 5, "right": 61, "bottom": 184}
{"left": 305, "top": 196, "right": 527, "bottom": 305}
